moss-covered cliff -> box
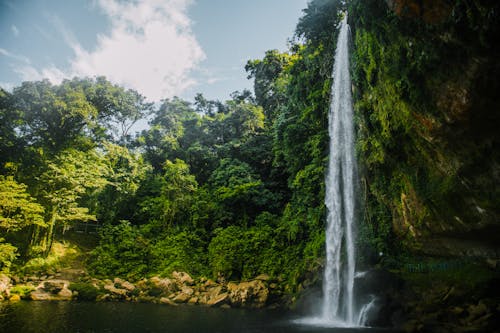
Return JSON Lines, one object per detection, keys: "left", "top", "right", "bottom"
{"left": 345, "top": 0, "right": 500, "bottom": 330}
{"left": 348, "top": 0, "right": 499, "bottom": 259}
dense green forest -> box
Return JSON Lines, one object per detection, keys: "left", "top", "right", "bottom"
{"left": 1, "top": 1, "right": 499, "bottom": 328}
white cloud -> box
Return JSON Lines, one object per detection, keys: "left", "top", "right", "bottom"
{"left": 23, "top": 0, "right": 205, "bottom": 102}
{"left": 11, "top": 25, "right": 19, "bottom": 37}
{"left": 13, "top": 65, "right": 44, "bottom": 82}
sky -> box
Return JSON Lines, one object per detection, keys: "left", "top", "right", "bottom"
{"left": 0, "top": 0, "right": 309, "bottom": 102}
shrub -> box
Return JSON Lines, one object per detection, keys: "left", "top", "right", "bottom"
{"left": 0, "top": 239, "right": 17, "bottom": 272}
{"left": 150, "top": 231, "right": 208, "bottom": 276}
{"left": 208, "top": 225, "right": 273, "bottom": 280}
{"left": 89, "top": 221, "right": 151, "bottom": 280}
{"left": 10, "top": 285, "right": 35, "bottom": 299}
{"left": 69, "top": 282, "right": 100, "bottom": 301}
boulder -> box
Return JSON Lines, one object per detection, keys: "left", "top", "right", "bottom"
{"left": 29, "top": 279, "right": 73, "bottom": 301}
{"left": 103, "top": 283, "right": 128, "bottom": 298}
{"left": 160, "top": 297, "right": 177, "bottom": 306}
{"left": 467, "top": 301, "right": 488, "bottom": 320}
{"left": 181, "top": 286, "right": 194, "bottom": 296}
{"left": 31, "top": 286, "right": 72, "bottom": 301}
{"left": 207, "top": 285, "right": 223, "bottom": 298}
{"left": 31, "top": 290, "right": 53, "bottom": 301}
{"left": 0, "top": 274, "right": 11, "bottom": 296}
{"left": 57, "top": 288, "right": 73, "bottom": 299}
{"left": 41, "top": 280, "right": 68, "bottom": 293}
{"left": 206, "top": 293, "right": 229, "bottom": 307}
{"left": 227, "top": 280, "right": 269, "bottom": 308}
{"left": 113, "top": 277, "right": 125, "bottom": 285}
{"left": 172, "top": 271, "right": 194, "bottom": 286}
{"left": 149, "top": 276, "right": 178, "bottom": 294}
{"left": 204, "top": 279, "right": 217, "bottom": 288}
{"left": 121, "top": 281, "right": 136, "bottom": 292}
{"left": 173, "top": 292, "right": 191, "bottom": 303}
{"left": 113, "top": 278, "right": 135, "bottom": 292}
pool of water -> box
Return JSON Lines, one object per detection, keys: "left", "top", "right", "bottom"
{"left": 0, "top": 301, "right": 395, "bottom": 333}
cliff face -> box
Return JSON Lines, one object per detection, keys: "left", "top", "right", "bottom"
{"left": 348, "top": 0, "right": 500, "bottom": 257}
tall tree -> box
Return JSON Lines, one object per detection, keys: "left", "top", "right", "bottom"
{"left": 13, "top": 80, "right": 98, "bottom": 154}
{"left": 36, "top": 149, "right": 108, "bottom": 254}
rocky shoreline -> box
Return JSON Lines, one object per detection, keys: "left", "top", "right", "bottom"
{"left": 2, "top": 267, "right": 499, "bottom": 332}
{"left": 0, "top": 271, "right": 279, "bottom": 309}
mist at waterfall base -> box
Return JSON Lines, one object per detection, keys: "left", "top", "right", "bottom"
{"left": 294, "top": 15, "right": 376, "bottom": 329}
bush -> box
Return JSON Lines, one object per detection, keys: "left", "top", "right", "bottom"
{"left": 208, "top": 225, "right": 273, "bottom": 280}
{"left": 0, "top": 239, "right": 17, "bottom": 272}
{"left": 21, "top": 257, "right": 58, "bottom": 275}
{"left": 10, "top": 285, "right": 35, "bottom": 299}
{"left": 89, "top": 221, "right": 151, "bottom": 280}
{"left": 69, "top": 282, "right": 100, "bottom": 301}
{"left": 150, "top": 231, "right": 208, "bottom": 276}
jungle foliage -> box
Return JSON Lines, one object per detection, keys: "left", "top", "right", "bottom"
{"left": 1, "top": 0, "right": 498, "bottom": 294}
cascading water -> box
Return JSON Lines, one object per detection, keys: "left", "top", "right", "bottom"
{"left": 322, "top": 13, "right": 357, "bottom": 325}
{"left": 295, "top": 14, "right": 371, "bottom": 328}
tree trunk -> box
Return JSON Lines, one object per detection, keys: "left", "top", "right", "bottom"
{"left": 44, "top": 207, "right": 58, "bottom": 257}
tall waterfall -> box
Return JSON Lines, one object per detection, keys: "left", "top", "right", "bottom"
{"left": 322, "top": 14, "right": 358, "bottom": 325}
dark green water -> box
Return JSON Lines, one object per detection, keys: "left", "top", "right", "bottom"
{"left": 0, "top": 301, "right": 394, "bottom": 333}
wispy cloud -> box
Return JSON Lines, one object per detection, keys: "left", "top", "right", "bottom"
{"left": 11, "top": 25, "right": 19, "bottom": 37}
{"left": 13, "top": 64, "right": 66, "bottom": 84}
{"left": 20, "top": 0, "right": 205, "bottom": 102}
{"left": 33, "top": 24, "right": 56, "bottom": 41}
{"left": 0, "top": 48, "right": 31, "bottom": 64}
{"left": 45, "top": 12, "right": 80, "bottom": 49}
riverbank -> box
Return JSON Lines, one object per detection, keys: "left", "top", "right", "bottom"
{"left": 0, "top": 270, "right": 282, "bottom": 309}
{"left": 2, "top": 264, "right": 500, "bottom": 332}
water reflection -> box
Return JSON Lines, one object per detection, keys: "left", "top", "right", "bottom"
{"left": 0, "top": 301, "right": 395, "bottom": 333}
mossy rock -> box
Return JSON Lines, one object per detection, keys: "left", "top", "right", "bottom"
{"left": 69, "top": 282, "right": 101, "bottom": 301}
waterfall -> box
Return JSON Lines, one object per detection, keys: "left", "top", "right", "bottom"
{"left": 322, "top": 14, "right": 359, "bottom": 325}
{"left": 293, "top": 14, "right": 372, "bottom": 329}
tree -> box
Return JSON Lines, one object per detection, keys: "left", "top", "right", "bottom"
{"left": 0, "top": 89, "right": 23, "bottom": 168}
{"left": 140, "top": 159, "right": 198, "bottom": 230}
{"left": 246, "top": 50, "right": 293, "bottom": 122}
{"left": 36, "top": 149, "right": 108, "bottom": 254}
{"left": 13, "top": 80, "right": 98, "bottom": 154}
{"left": 82, "top": 77, "right": 153, "bottom": 144}
{"left": 138, "top": 97, "right": 195, "bottom": 171}
{"left": 209, "top": 158, "right": 276, "bottom": 226}
{"left": 0, "top": 176, "right": 45, "bottom": 266}
{"left": 94, "top": 142, "right": 151, "bottom": 225}
{"left": 0, "top": 176, "right": 45, "bottom": 232}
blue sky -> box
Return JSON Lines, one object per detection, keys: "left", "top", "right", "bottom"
{"left": 0, "top": 0, "right": 309, "bottom": 102}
